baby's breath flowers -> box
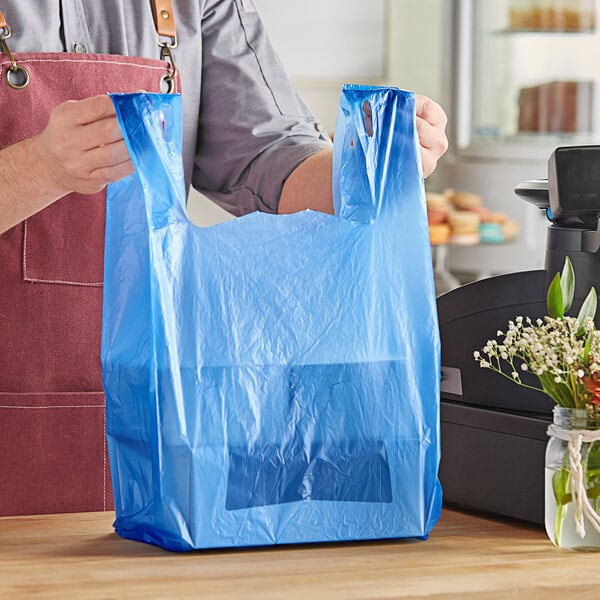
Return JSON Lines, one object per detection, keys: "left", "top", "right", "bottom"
{"left": 474, "top": 257, "right": 599, "bottom": 410}
{"left": 476, "top": 257, "right": 600, "bottom": 548}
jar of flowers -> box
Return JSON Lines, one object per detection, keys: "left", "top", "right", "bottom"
{"left": 474, "top": 257, "right": 600, "bottom": 550}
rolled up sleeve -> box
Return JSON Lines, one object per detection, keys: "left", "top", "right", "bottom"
{"left": 193, "top": 0, "right": 332, "bottom": 215}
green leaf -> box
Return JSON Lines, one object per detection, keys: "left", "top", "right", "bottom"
{"left": 585, "top": 481, "right": 600, "bottom": 501}
{"left": 587, "top": 443, "right": 600, "bottom": 472}
{"left": 576, "top": 287, "right": 597, "bottom": 335}
{"left": 552, "top": 466, "right": 570, "bottom": 545}
{"left": 584, "top": 330, "right": 593, "bottom": 361}
{"left": 538, "top": 372, "right": 576, "bottom": 407}
{"left": 552, "top": 467, "right": 571, "bottom": 506}
{"left": 547, "top": 272, "right": 564, "bottom": 318}
{"left": 560, "top": 257, "right": 575, "bottom": 314}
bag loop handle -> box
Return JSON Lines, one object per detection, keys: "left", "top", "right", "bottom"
{"left": 332, "top": 85, "right": 421, "bottom": 225}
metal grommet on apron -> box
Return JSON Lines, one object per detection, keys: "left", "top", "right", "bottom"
{"left": 0, "top": 16, "right": 29, "bottom": 89}
{"left": 159, "top": 44, "right": 177, "bottom": 94}
{"left": 0, "top": 1, "right": 180, "bottom": 517}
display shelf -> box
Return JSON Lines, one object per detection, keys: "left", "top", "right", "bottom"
{"left": 431, "top": 240, "right": 514, "bottom": 295}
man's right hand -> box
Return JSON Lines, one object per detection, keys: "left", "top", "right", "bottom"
{"left": 0, "top": 94, "right": 133, "bottom": 234}
{"left": 35, "top": 94, "right": 134, "bottom": 197}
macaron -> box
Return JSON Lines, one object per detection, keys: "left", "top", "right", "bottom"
{"left": 479, "top": 222, "right": 505, "bottom": 244}
{"left": 426, "top": 192, "right": 450, "bottom": 210}
{"left": 501, "top": 219, "right": 520, "bottom": 241}
{"left": 447, "top": 210, "right": 481, "bottom": 233}
{"left": 485, "top": 211, "right": 508, "bottom": 224}
{"left": 428, "top": 208, "right": 448, "bottom": 225}
{"left": 429, "top": 223, "right": 451, "bottom": 246}
{"left": 451, "top": 191, "right": 483, "bottom": 210}
{"left": 450, "top": 232, "right": 481, "bottom": 245}
{"left": 467, "top": 205, "right": 492, "bottom": 221}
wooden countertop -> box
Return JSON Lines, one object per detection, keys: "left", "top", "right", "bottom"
{"left": 1, "top": 507, "right": 599, "bottom": 599}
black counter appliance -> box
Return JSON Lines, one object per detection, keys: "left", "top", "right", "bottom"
{"left": 438, "top": 146, "right": 600, "bottom": 524}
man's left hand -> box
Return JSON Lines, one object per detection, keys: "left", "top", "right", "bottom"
{"left": 415, "top": 95, "right": 448, "bottom": 178}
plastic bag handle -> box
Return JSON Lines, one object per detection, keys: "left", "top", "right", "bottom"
{"left": 332, "top": 85, "right": 422, "bottom": 224}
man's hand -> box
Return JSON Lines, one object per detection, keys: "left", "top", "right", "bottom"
{"left": 35, "top": 94, "right": 133, "bottom": 197}
{"left": 415, "top": 95, "right": 448, "bottom": 178}
{"left": 279, "top": 95, "right": 449, "bottom": 216}
{"left": 0, "top": 94, "right": 134, "bottom": 233}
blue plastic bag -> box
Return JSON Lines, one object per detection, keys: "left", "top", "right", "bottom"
{"left": 102, "top": 85, "right": 442, "bottom": 551}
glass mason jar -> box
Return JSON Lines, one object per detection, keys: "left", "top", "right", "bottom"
{"left": 545, "top": 406, "right": 600, "bottom": 550}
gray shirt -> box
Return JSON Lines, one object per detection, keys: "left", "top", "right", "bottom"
{"left": 1, "top": 0, "right": 332, "bottom": 215}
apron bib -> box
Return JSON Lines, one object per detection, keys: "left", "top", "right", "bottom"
{"left": 0, "top": 6, "right": 180, "bottom": 515}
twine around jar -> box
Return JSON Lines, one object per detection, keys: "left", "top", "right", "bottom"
{"left": 547, "top": 424, "right": 600, "bottom": 539}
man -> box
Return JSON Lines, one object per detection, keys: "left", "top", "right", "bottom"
{"left": 0, "top": 0, "right": 447, "bottom": 515}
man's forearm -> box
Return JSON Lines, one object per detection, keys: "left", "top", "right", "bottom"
{"left": 0, "top": 136, "right": 63, "bottom": 234}
{"left": 278, "top": 149, "right": 334, "bottom": 215}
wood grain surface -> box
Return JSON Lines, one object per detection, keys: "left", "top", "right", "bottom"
{"left": 1, "top": 508, "right": 598, "bottom": 599}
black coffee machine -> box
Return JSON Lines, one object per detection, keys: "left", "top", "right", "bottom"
{"left": 437, "top": 146, "right": 600, "bottom": 524}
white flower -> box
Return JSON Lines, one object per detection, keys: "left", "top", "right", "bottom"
{"left": 475, "top": 301, "right": 600, "bottom": 408}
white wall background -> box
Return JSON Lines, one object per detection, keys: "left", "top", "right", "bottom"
{"left": 187, "top": 0, "right": 446, "bottom": 227}
{"left": 251, "top": 0, "right": 387, "bottom": 80}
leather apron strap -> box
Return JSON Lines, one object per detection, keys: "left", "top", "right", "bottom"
{"left": 151, "top": 0, "right": 178, "bottom": 91}
{"left": 151, "top": 0, "right": 177, "bottom": 42}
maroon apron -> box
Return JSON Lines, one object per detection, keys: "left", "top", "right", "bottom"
{"left": 0, "top": 8, "right": 180, "bottom": 515}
